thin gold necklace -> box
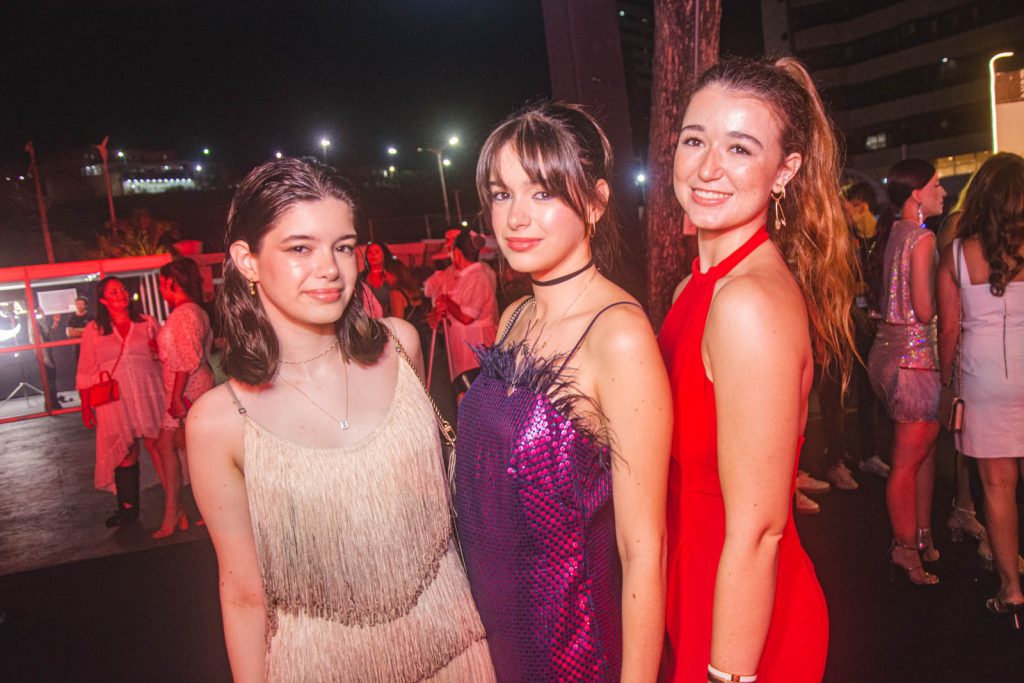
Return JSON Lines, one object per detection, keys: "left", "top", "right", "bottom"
{"left": 276, "top": 351, "right": 350, "bottom": 430}
{"left": 279, "top": 338, "right": 339, "bottom": 365}
{"left": 529, "top": 270, "right": 595, "bottom": 353}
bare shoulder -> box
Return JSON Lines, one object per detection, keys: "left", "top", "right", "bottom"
{"left": 583, "top": 289, "right": 658, "bottom": 361}
{"left": 382, "top": 316, "right": 420, "bottom": 356}
{"left": 672, "top": 275, "right": 692, "bottom": 304}
{"left": 708, "top": 270, "right": 807, "bottom": 352}
{"left": 187, "top": 382, "right": 246, "bottom": 453}
{"left": 497, "top": 295, "right": 532, "bottom": 336}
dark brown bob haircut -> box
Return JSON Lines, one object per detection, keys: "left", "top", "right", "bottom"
{"left": 475, "top": 101, "right": 621, "bottom": 273}
{"left": 217, "top": 156, "right": 386, "bottom": 386}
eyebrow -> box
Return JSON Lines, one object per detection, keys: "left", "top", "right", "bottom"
{"left": 680, "top": 124, "right": 764, "bottom": 150}
{"left": 487, "top": 179, "right": 507, "bottom": 189}
{"left": 280, "top": 232, "right": 358, "bottom": 243}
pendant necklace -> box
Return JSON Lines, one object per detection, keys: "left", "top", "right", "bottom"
{"left": 276, "top": 349, "right": 350, "bottom": 430}
{"left": 530, "top": 269, "right": 596, "bottom": 353}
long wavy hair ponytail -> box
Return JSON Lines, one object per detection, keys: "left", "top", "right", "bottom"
{"left": 694, "top": 57, "right": 857, "bottom": 380}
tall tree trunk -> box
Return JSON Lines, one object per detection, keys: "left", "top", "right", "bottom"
{"left": 645, "top": 0, "right": 721, "bottom": 327}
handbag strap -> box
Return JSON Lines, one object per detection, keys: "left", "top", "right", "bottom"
{"left": 104, "top": 325, "right": 130, "bottom": 379}
{"left": 380, "top": 323, "right": 459, "bottom": 489}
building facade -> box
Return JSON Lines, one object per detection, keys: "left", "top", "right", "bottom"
{"left": 762, "top": 0, "right": 1024, "bottom": 180}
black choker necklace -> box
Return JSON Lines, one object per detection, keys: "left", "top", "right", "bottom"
{"left": 531, "top": 259, "right": 595, "bottom": 286}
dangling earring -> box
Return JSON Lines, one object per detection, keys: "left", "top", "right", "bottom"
{"left": 248, "top": 279, "right": 257, "bottom": 296}
{"left": 916, "top": 203, "right": 924, "bottom": 226}
{"left": 770, "top": 185, "right": 787, "bottom": 232}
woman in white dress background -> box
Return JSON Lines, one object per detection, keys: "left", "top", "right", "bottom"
{"left": 76, "top": 276, "right": 164, "bottom": 528}
{"left": 937, "top": 152, "right": 1024, "bottom": 625}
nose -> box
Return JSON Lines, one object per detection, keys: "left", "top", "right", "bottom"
{"left": 506, "top": 198, "right": 530, "bottom": 230}
{"left": 697, "top": 146, "right": 723, "bottom": 182}
{"left": 317, "top": 246, "right": 340, "bottom": 279}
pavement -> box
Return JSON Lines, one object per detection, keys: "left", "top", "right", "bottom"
{"left": 1, "top": 340, "right": 1022, "bottom": 680}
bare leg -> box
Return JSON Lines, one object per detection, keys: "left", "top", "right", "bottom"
{"left": 118, "top": 441, "right": 140, "bottom": 468}
{"left": 915, "top": 437, "right": 937, "bottom": 529}
{"left": 978, "top": 458, "right": 1024, "bottom": 603}
{"left": 955, "top": 453, "right": 976, "bottom": 511}
{"left": 887, "top": 421, "right": 938, "bottom": 546}
{"left": 152, "top": 429, "right": 182, "bottom": 538}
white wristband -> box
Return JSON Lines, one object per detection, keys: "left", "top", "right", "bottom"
{"left": 708, "top": 663, "right": 757, "bottom": 682}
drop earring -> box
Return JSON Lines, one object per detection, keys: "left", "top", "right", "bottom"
{"left": 249, "top": 279, "right": 257, "bottom": 296}
{"left": 770, "top": 185, "right": 787, "bottom": 232}
{"left": 917, "top": 203, "right": 924, "bottom": 226}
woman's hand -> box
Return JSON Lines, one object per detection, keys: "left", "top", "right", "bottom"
{"left": 169, "top": 395, "right": 188, "bottom": 419}
{"left": 82, "top": 407, "right": 96, "bottom": 429}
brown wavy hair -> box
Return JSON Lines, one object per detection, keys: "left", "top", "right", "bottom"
{"left": 217, "top": 157, "right": 386, "bottom": 385}
{"left": 865, "top": 158, "right": 935, "bottom": 312}
{"left": 956, "top": 152, "right": 1024, "bottom": 297}
{"left": 694, "top": 57, "right": 858, "bottom": 380}
{"left": 475, "top": 101, "right": 621, "bottom": 274}
{"left": 159, "top": 258, "right": 205, "bottom": 306}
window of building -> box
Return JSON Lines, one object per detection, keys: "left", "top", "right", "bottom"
{"left": 865, "top": 132, "right": 889, "bottom": 150}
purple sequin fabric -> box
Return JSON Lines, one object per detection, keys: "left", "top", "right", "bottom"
{"left": 455, "top": 340, "right": 621, "bottom": 682}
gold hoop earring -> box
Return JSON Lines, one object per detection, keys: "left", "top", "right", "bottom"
{"left": 586, "top": 222, "right": 596, "bottom": 239}
{"left": 770, "top": 186, "right": 787, "bottom": 232}
{"left": 248, "top": 279, "right": 257, "bottom": 296}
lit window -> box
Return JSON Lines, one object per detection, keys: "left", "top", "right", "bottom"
{"left": 865, "top": 132, "right": 888, "bottom": 151}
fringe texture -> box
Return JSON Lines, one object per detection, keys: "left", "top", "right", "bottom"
{"left": 243, "top": 360, "right": 494, "bottom": 681}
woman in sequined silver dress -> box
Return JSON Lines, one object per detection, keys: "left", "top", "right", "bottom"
{"left": 867, "top": 158, "right": 947, "bottom": 585}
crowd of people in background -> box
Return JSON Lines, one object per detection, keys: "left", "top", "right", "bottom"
{"left": 55, "top": 52, "right": 1024, "bottom": 682}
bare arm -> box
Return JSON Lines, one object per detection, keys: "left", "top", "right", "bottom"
{"left": 705, "top": 278, "right": 809, "bottom": 676}
{"left": 909, "top": 232, "right": 937, "bottom": 323}
{"left": 936, "top": 242, "right": 961, "bottom": 385}
{"left": 187, "top": 388, "right": 266, "bottom": 683}
{"left": 593, "top": 306, "right": 671, "bottom": 682}
{"left": 389, "top": 289, "right": 407, "bottom": 320}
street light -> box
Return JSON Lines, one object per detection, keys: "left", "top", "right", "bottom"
{"left": 320, "top": 138, "right": 331, "bottom": 163}
{"left": 275, "top": 151, "right": 283, "bottom": 159}
{"left": 635, "top": 172, "right": 647, "bottom": 203}
{"left": 989, "top": 51, "right": 1015, "bottom": 153}
{"left": 418, "top": 135, "right": 460, "bottom": 223}
{"left": 202, "top": 147, "right": 210, "bottom": 156}
{"left": 387, "top": 146, "right": 398, "bottom": 156}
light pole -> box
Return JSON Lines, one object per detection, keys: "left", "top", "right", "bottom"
{"left": 320, "top": 138, "right": 331, "bottom": 164}
{"left": 23, "top": 141, "right": 55, "bottom": 264}
{"left": 989, "top": 51, "right": 1015, "bottom": 153}
{"left": 418, "top": 135, "right": 459, "bottom": 224}
{"left": 94, "top": 135, "right": 117, "bottom": 227}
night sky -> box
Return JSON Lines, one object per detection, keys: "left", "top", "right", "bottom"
{"left": 1, "top": 0, "right": 763, "bottom": 173}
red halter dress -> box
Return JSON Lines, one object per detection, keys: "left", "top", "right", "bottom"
{"left": 658, "top": 228, "right": 828, "bottom": 683}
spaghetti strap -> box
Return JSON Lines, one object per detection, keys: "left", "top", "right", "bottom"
{"left": 497, "top": 297, "right": 535, "bottom": 345}
{"left": 557, "top": 301, "right": 642, "bottom": 374}
{"left": 224, "top": 381, "right": 247, "bottom": 415}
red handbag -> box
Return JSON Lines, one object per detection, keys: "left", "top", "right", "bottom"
{"left": 87, "top": 334, "right": 126, "bottom": 407}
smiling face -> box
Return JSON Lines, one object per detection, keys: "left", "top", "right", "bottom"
{"left": 488, "top": 144, "right": 594, "bottom": 278}
{"left": 98, "top": 279, "right": 130, "bottom": 316}
{"left": 233, "top": 198, "right": 358, "bottom": 331}
{"left": 914, "top": 173, "right": 946, "bottom": 220}
{"left": 673, "top": 85, "right": 800, "bottom": 235}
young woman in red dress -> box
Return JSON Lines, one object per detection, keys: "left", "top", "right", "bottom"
{"left": 658, "top": 57, "right": 857, "bottom": 683}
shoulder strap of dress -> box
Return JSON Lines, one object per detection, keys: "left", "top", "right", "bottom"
{"left": 497, "top": 296, "right": 534, "bottom": 345}
{"left": 557, "top": 301, "right": 643, "bottom": 373}
{"left": 223, "top": 381, "right": 247, "bottom": 415}
{"left": 953, "top": 238, "right": 966, "bottom": 288}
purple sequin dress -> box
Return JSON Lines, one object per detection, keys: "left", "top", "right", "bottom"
{"left": 455, "top": 300, "right": 632, "bottom": 682}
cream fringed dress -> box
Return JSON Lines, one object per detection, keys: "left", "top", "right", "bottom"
{"left": 226, "top": 357, "right": 495, "bottom": 682}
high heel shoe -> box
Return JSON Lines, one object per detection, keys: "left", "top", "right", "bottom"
{"left": 986, "top": 596, "right": 1024, "bottom": 630}
{"left": 948, "top": 505, "right": 987, "bottom": 543}
{"left": 151, "top": 509, "right": 189, "bottom": 539}
{"left": 917, "top": 527, "right": 940, "bottom": 563}
{"left": 889, "top": 540, "right": 939, "bottom": 585}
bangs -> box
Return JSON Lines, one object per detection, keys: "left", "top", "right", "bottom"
{"left": 478, "top": 114, "right": 588, "bottom": 218}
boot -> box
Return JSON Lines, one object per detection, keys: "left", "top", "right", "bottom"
{"left": 106, "top": 462, "right": 140, "bottom": 528}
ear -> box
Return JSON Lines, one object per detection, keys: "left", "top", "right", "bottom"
{"left": 773, "top": 152, "right": 803, "bottom": 193}
{"left": 229, "top": 240, "right": 260, "bottom": 282}
{"left": 586, "top": 179, "right": 611, "bottom": 225}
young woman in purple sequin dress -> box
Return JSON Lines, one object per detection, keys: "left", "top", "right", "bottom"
{"left": 454, "top": 103, "right": 672, "bottom": 682}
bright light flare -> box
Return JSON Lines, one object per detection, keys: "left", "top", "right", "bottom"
{"left": 448, "top": 136, "right": 460, "bottom": 146}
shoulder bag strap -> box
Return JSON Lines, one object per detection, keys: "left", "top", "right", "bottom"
{"left": 953, "top": 240, "right": 964, "bottom": 390}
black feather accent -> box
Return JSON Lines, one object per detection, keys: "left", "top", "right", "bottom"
{"left": 472, "top": 338, "right": 615, "bottom": 470}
